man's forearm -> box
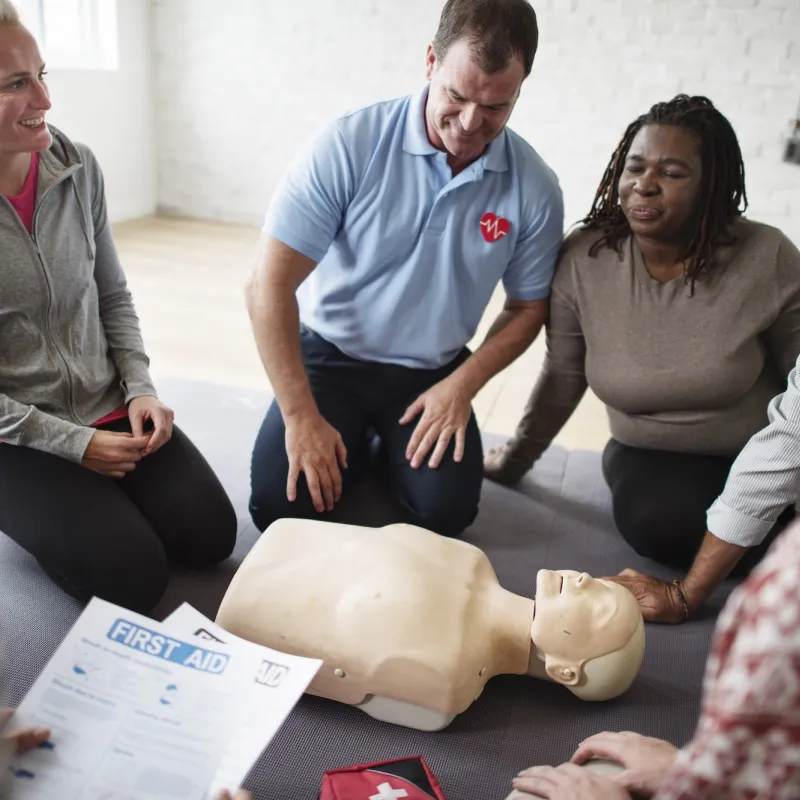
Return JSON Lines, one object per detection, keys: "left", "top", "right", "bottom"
{"left": 245, "top": 240, "right": 318, "bottom": 422}
{"left": 681, "top": 532, "right": 749, "bottom": 611}
{"left": 454, "top": 301, "right": 547, "bottom": 396}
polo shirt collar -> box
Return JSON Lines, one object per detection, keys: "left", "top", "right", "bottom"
{"left": 403, "top": 86, "right": 439, "bottom": 156}
{"left": 403, "top": 85, "right": 509, "bottom": 173}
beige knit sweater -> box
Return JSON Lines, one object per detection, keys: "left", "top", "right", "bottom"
{"left": 499, "top": 218, "right": 800, "bottom": 480}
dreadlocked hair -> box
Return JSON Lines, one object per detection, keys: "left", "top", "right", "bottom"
{"left": 582, "top": 94, "right": 748, "bottom": 294}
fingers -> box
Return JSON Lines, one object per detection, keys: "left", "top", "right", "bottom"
{"left": 329, "top": 461, "right": 343, "bottom": 504}
{"left": 286, "top": 460, "right": 300, "bottom": 503}
{"left": 617, "top": 568, "right": 642, "bottom": 578}
{"left": 144, "top": 408, "right": 175, "bottom": 455}
{"left": 570, "top": 734, "right": 626, "bottom": 766}
{"left": 304, "top": 466, "right": 327, "bottom": 513}
{"left": 512, "top": 766, "right": 558, "bottom": 797}
{"left": 129, "top": 407, "right": 144, "bottom": 439}
{"left": 398, "top": 396, "right": 424, "bottom": 426}
{"left": 427, "top": 429, "right": 454, "bottom": 469}
{"left": 8, "top": 726, "right": 51, "bottom": 755}
{"left": 335, "top": 435, "right": 348, "bottom": 470}
{"left": 405, "top": 415, "right": 429, "bottom": 463}
{"left": 144, "top": 417, "right": 169, "bottom": 455}
{"left": 453, "top": 427, "right": 466, "bottom": 464}
{"left": 319, "top": 465, "right": 335, "bottom": 512}
{"left": 410, "top": 425, "right": 439, "bottom": 469}
{"left": 215, "top": 792, "right": 252, "bottom": 800}
{"left": 117, "top": 435, "right": 151, "bottom": 455}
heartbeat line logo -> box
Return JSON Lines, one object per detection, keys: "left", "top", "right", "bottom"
{"left": 480, "top": 212, "right": 510, "bottom": 243}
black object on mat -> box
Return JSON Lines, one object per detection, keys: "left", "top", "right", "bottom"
{"left": 0, "top": 379, "right": 735, "bottom": 800}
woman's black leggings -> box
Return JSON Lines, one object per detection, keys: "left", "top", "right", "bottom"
{"left": 602, "top": 438, "right": 794, "bottom": 576}
{"left": 0, "top": 418, "right": 237, "bottom": 614}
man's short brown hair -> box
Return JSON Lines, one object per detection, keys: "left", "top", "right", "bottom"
{"left": 433, "top": 0, "right": 539, "bottom": 78}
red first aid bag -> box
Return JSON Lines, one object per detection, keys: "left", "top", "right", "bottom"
{"left": 319, "top": 755, "right": 448, "bottom": 800}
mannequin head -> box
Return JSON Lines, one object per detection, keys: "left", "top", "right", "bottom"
{"left": 529, "top": 570, "right": 645, "bottom": 700}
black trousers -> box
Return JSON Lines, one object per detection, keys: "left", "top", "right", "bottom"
{"left": 249, "top": 329, "right": 484, "bottom": 537}
{"left": 602, "top": 438, "right": 793, "bottom": 576}
{"left": 0, "top": 418, "right": 237, "bottom": 614}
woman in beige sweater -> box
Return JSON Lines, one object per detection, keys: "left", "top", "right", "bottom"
{"left": 486, "top": 95, "right": 800, "bottom": 624}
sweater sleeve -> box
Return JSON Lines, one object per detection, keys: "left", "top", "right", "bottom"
{"left": 762, "top": 234, "right": 800, "bottom": 380}
{"left": 0, "top": 393, "right": 96, "bottom": 463}
{"left": 490, "top": 246, "right": 589, "bottom": 484}
{"left": 82, "top": 146, "right": 157, "bottom": 402}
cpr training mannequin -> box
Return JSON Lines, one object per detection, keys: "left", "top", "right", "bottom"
{"left": 216, "top": 520, "right": 646, "bottom": 731}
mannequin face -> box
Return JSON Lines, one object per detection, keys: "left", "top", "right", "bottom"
{"left": 530, "top": 569, "right": 641, "bottom": 686}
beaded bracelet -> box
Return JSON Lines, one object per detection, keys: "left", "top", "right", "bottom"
{"left": 672, "top": 579, "right": 691, "bottom": 622}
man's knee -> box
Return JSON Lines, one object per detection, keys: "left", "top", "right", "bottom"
{"left": 249, "top": 478, "right": 317, "bottom": 532}
{"left": 405, "top": 499, "right": 479, "bottom": 537}
{"left": 397, "top": 474, "right": 481, "bottom": 538}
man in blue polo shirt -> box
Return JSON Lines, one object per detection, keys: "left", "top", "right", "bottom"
{"left": 246, "top": 0, "right": 563, "bottom": 536}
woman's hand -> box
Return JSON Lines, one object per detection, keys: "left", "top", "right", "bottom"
{"left": 570, "top": 731, "right": 679, "bottom": 796}
{"left": 603, "top": 569, "right": 686, "bottom": 624}
{"left": 512, "top": 763, "right": 630, "bottom": 799}
{"left": 215, "top": 790, "right": 252, "bottom": 800}
{"left": 128, "top": 395, "right": 174, "bottom": 455}
{"left": 82, "top": 430, "right": 151, "bottom": 479}
{"left": 483, "top": 442, "right": 529, "bottom": 485}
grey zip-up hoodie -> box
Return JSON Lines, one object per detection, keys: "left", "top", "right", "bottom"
{"left": 0, "top": 126, "right": 156, "bottom": 463}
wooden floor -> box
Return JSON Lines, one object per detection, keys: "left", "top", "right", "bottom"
{"left": 113, "top": 215, "right": 610, "bottom": 450}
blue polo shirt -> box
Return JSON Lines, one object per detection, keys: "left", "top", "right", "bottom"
{"left": 265, "top": 87, "right": 564, "bottom": 369}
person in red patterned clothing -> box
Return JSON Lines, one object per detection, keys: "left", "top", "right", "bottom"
{"left": 510, "top": 355, "right": 800, "bottom": 800}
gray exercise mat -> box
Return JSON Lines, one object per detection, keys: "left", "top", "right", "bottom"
{"left": 0, "top": 378, "right": 735, "bottom": 800}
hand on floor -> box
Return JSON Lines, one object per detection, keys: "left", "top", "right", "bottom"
{"left": 570, "top": 731, "right": 679, "bottom": 796}
{"left": 483, "top": 442, "right": 528, "bottom": 485}
{"left": 513, "top": 763, "right": 630, "bottom": 799}
{"left": 603, "top": 569, "right": 686, "bottom": 624}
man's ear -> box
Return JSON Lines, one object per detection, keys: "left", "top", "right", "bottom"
{"left": 426, "top": 43, "right": 437, "bottom": 80}
{"left": 544, "top": 657, "right": 582, "bottom": 686}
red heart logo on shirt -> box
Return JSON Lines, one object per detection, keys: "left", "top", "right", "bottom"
{"left": 480, "top": 212, "right": 510, "bottom": 243}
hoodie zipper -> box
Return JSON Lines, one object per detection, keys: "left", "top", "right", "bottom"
{"left": 29, "top": 173, "right": 80, "bottom": 423}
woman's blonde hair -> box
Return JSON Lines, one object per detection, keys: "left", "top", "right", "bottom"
{"left": 0, "top": 0, "right": 20, "bottom": 25}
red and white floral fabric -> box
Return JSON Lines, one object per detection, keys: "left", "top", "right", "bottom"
{"left": 656, "top": 523, "right": 800, "bottom": 800}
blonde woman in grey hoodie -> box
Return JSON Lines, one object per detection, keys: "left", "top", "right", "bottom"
{"left": 0, "top": 3, "right": 236, "bottom": 613}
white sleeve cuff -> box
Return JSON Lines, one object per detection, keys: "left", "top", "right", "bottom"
{"left": 706, "top": 498, "right": 778, "bottom": 548}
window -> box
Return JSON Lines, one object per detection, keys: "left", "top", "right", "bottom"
{"left": 16, "top": 0, "right": 119, "bottom": 71}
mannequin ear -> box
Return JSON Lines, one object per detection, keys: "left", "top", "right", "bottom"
{"left": 544, "top": 657, "right": 582, "bottom": 686}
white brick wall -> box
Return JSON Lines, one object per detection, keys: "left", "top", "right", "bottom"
{"left": 153, "top": 0, "right": 800, "bottom": 244}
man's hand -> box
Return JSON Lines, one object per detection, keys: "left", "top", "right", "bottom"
{"left": 604, "top": 569, "right": 685, "bottom": 624}
{"left": 512, "top": 763, "right": 630, "bottom": 799}
{"left": 128, "top": 395, "right": 174, "bottom": 456}
{"left": 82, "top": 430, "right": 151, "bottom": 479}
{"left": 400, "top": 374, "right": 473, "bottom": 469}
{"left": 570, "top": 731, "right": 679, "bottom": 797}
{"left": 285, "top": 413, "right": 347, "bottom": 512}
